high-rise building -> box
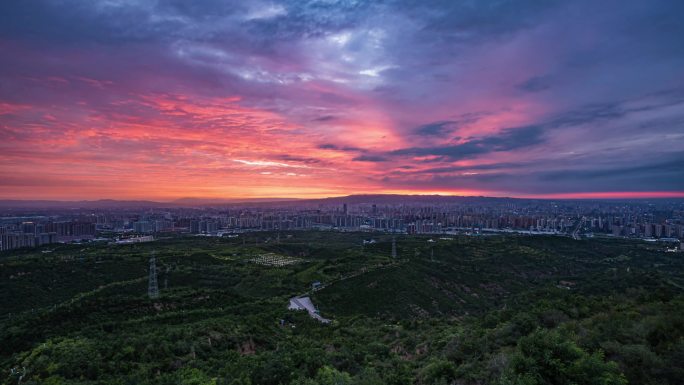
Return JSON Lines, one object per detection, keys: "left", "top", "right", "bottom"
{"left": 36, "top": 232, "right": 58, "bottom": 246}
{"left": 44, "top": 221, "right": 96, "bottom": 239}
{"left": 190, "top": 220, "right": 200, "bottom": 234}
{"left": 644, "top": 224, "right": 653, "bottom": 238}
{"left": 133, "top": 221, "right": 154, "bottom": 233}
{"left": 1, "top": 233, "right": 36, "bottom": 251}
{"left": 21, "top": 222, "right": 36, "bottom": 235}
{"left": 654, "top": 224, "right": 663, "bottom": 238}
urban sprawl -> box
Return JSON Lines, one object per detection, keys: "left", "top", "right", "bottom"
{"left": 1, "top": 198, "right": 683, "bottom": 251}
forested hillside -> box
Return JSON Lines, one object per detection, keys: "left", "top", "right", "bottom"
{"left": 1, "top": 233, "right": 682, "bottom": 384}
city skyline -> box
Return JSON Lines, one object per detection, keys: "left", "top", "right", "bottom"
{"left": 3, "top": 193, "right": 684, "bottom": 253}
{"left": 1, "top": 1, "right": 684, "bottom": 200}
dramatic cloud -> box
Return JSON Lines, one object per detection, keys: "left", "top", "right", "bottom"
{"left": 414, "top": 121, "right": 458, "bottom": 137}
{"left": 0, "top": 0, "right": 683, "bottom": 199}
{"left": 391, "top": 125, "right": 545, "bottom": 161}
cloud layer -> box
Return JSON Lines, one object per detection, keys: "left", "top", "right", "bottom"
{"left": 1, "top": 0, "right": 683, "bottom": 199}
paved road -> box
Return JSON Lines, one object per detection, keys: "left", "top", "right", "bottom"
{"left": 572, "top": 217, "right": 586, "bottom": 240}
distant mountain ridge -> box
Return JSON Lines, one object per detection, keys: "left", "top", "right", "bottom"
{"left": 171, "top": 197, "right": 301, "bottom": 205}
{"left": 0, "top": 194, "right": 512, "bottom": 209}
{"left": 0, "top": 199, "right": 168, "bottom": 209}
{"left": 0, "top": 194, "right": 680, "bottom": 209}
{"left": 0, "top": 197, "right": 300, "bottom": 209}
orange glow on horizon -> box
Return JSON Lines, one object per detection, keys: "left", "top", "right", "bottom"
{"left": 521, "top": 191, "right": 684, "bottom": 200}
{"left": 1, "top": 186, "right": 682, "bottom": 202}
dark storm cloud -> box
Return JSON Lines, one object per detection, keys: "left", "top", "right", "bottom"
{"left": 392, "top": 125, "right": 544, "bottom": 161}
{"left": 541, "top": 88, "right": 684, "bottom": 131}
{"left": 540, "top": 156, "right": 684, "bottom": 182}
{"left": 413, "top": 113, "right": 490, "bottom": 137}
{"left": 414, "top": 121, "right": 456, "bottom": 136}
{"left": 317, "top": 143, "right": 365, "bottom": 152}
{"left": 312, "top": 115, "right": 336, "bottom": 122}
{"left": 517, "top": 75, "right": 551, "bottom": 92}
{"left": 412, "top": 162, "right": 525, "bottom": 175}
{"left": 529, "top": 157, "right": 684, "bottom": 192}
{"left": 379, "top": 153, "right": 684, "bottom": 195}
{"left": 352, "top": 155, "right": 388, "bottom": 162}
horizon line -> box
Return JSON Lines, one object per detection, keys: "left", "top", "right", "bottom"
{"left": 1, "top": 191, "right": 684, "bottom": 203}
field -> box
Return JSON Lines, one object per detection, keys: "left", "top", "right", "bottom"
{"left": 1, "top": 232, "right": 683, "bottom": 384}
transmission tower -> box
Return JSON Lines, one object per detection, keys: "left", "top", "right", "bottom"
{"left": 164, "top": 265, "right": 170, "bottom": 290}
{"left": 391, "top": 237, "right": 397, "bottom": 258}
{"left": 148, "top": 254, "right": 159, "bottom": 299}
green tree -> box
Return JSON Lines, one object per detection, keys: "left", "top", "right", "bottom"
{"left": 315, "top": 366, "right": 354, "bottom": 385}
{"left": 419, "top": 359, "right": 457, "bottom": 385}
{"left": 500, "top": 329, "right": 626, "bottom": 385}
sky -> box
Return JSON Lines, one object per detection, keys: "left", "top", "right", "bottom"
{"left": 1, "top": 0, "right": 683, "bottom": 201}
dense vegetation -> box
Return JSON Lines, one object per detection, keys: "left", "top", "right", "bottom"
{"left": 1, "top": 232, "right": 682, "bottom": 384}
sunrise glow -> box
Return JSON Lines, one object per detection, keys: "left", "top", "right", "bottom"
{"left": 1, "top": 1, "right": 682, "bottom": 200}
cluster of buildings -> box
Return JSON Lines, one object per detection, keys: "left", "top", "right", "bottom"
{"left": 1, "top": 198, "right": 683, "bottom": 251}
{"left": 605, "top": 219, "right": 684, "bottom": 238}
{"left": 0, "top": 219, "right": 96, "bottom": 251}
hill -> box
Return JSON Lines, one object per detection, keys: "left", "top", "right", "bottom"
{"left": 0, "top": 232, "right": 682, "bottom": 384}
